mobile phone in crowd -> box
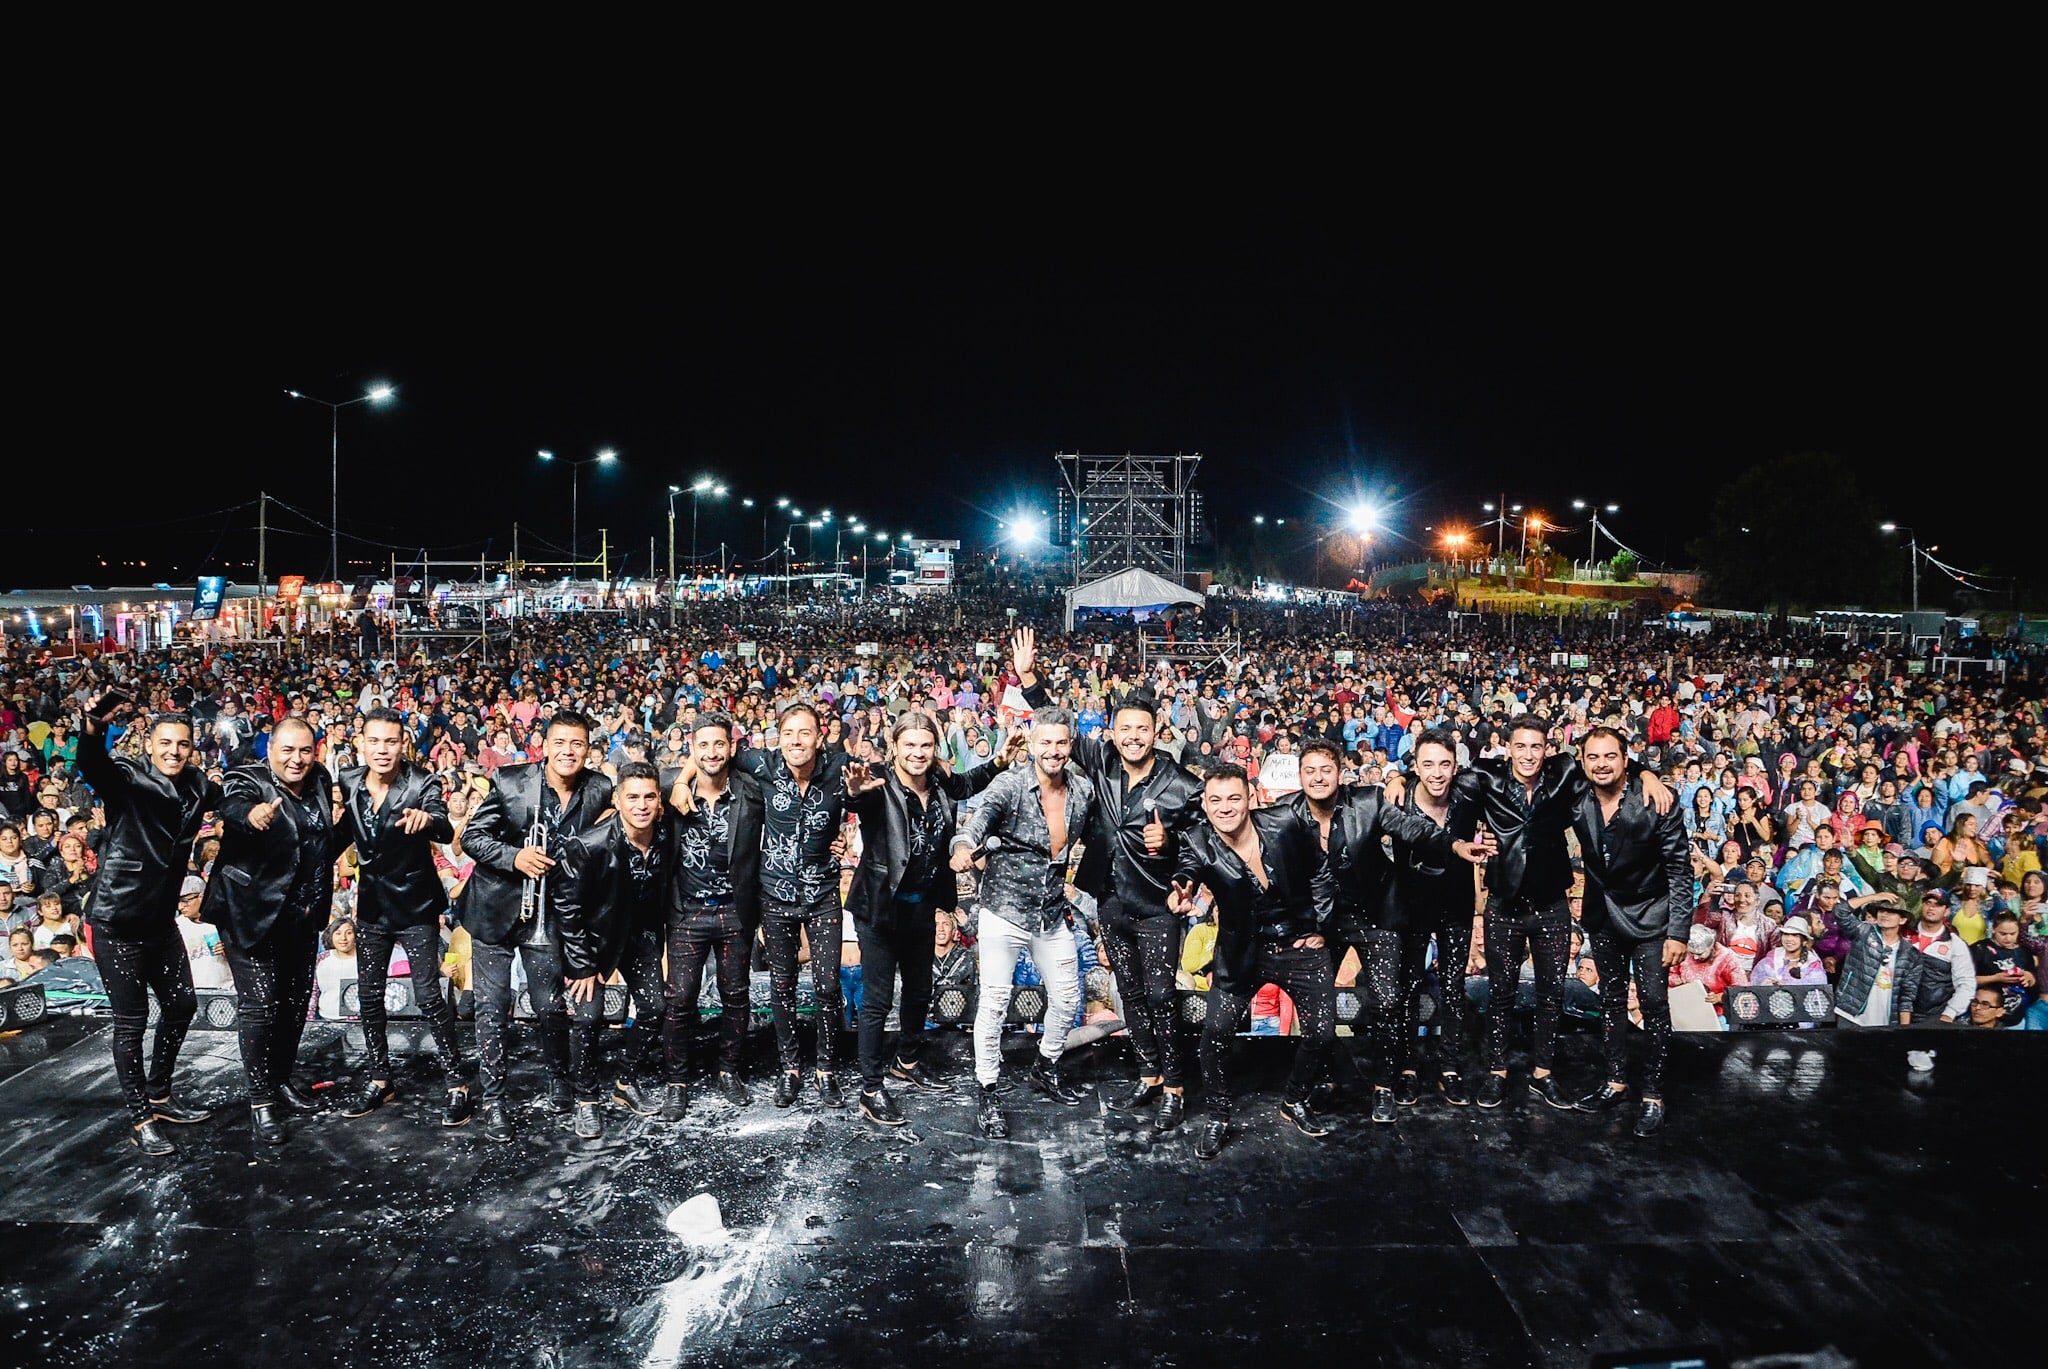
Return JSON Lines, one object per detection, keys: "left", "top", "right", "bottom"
{"left": 89, "top": 690, "right": 134, "bottom": 720}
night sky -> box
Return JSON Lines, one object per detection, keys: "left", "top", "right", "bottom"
{"left": 16, "top": 224, "right": 2019, "bottom": 592}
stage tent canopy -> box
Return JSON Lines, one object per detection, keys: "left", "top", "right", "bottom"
{"left": 1063, "top": 566, "right": 1203, "bottom": 630}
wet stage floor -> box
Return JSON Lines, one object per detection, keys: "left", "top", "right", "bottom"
{"left": 0, "top": 1016, "right": 2038, "bottom": 1368}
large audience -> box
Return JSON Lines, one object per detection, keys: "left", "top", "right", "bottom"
{"left": 4, "top": 588, "right": 2044, "bottom": 1054}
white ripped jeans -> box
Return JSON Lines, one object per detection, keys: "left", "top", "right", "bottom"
{"left": 972, "top": 908, "right": 1080, "bottom": 1086}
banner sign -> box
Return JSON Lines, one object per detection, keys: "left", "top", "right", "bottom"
{"left": 192, "top": 577, "right": 226, "bottom": 621}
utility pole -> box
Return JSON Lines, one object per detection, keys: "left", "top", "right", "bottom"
{"left": 256, "top": 491, "right": 268, "bottom": 639}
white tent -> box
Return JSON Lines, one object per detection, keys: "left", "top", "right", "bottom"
{"left": 1063, "top": 566, "right": 1202, "bottom": 631}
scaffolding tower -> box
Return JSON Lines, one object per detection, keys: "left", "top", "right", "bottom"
{"left": 1053, "top": 452, "right": 1202, "bottom": 585}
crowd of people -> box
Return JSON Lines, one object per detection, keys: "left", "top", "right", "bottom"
{"left": 2, "top": 587, "right": 2042, "bottom": 1158}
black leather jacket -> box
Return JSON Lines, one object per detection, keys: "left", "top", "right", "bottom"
{"left": 458, "top": 762, "right": 615, "bottom": 947}
{"left": 206, "top": 761, "right": 346, "bottom": 950}
{"left": 1176, "top": 805, "right": 1335, "bottom": 995}
{"left": 1447, "top": 755, "right": 1594, "bottom": 907}
{"left": 1288, "top": 784, "right": 1454, "bottom": 935}
{"left": 555, "top": 814, "right": 675, "bottom": 980}
{"left": 335, "top": 762, "right": 456, "bottom": 933}
{"left": 844, "top": 761, "right": 999, "bottom": 925}
{"left": 1570, "top": 784, "right": 1693, "bottom": 943}
{"left": 75, "top": 721, "right": 221, "bottom": 939}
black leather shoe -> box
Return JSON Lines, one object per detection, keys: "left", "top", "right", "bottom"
{"left": 773, "top": 1072, "right": 801, "bottom": 1108}
{"left": 1194, "top": 1117, "right": 1229, "bottom": 1159}
{"left": 1577, "top": 1083, "right": 1630, "bottom": 1114}
{"left": 860, "top": 1087, "right": 906, "bottom": 1126}
{"left": 977, "top": 1085, "right": 1009, "bottom": 1139}
{"left": 888, "top": 1057, "right": 951, "bottom": 1093}
{"left": 443, "top": 1086, "right": 474, "bottom": 1128}
{"left": 1027, "top": 1057, "right": 1086, "bottom": 1107}
{"left": 573, "top": 1101, "right": 603, "bottom": 1139}
{"left": 1475, "top": 1073, "right": 1508, "bottom": 1109}
{"left": 660, "top": 1084, "right": 688, "bottom": 1122}
{"left": 1114, "top": 1080, "right": 1164, "bottom": 1112}
{"left": 1633, "top": 1099, "right": 1667, "bottom": 1138}
{"left": 1395, "top": 1073, "right": 1425, "bottom": 1107}
{"left": 1154, "top": 1090, "right": 1187, "bottom": 1132}
{"left": 131, "top": 1120, "right": 176, "bottom": 1156}
{"left": 250, "top": 1104, "right": 285, "bottom": 1146}
{"left": 1440, "top": 1071, "right": 1472, "bottom": 1106}
{"left": 545, "top": 1076, "right": 575, "bottom": 1114}
{"left": 1529, "top": 1076, "right": 1575, "bottom": 1111}
{"left": 340, "top": 1079, "right": 395, "bottom": 1118}
{"left": 481, "top": 1102, "right": 514, "bottom": 1143}
{"left": 276, "top": 1081, "right": 320, "bottom": 1114}
{"left": 1279, "top": 1100, "right": 1331, "bottom": 1138}
{"left": 148, "top": 1097, "right": 212, "bottom": 1125}
{"left": 1370, "top": 1088, "right": 1398, "bottom": 1124}
{"left": 814, "top": 1073, "right": 845, "bottom": 1109}
{"left": 718, "top": 1073, "right": 750, "bottom": 1107}
{"left": 609, "top": 1079, "right": 661, "bottom": 1116}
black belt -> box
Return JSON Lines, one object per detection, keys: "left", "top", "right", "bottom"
{"left": 681, "top": 895, "right": 735, "bottom": 908}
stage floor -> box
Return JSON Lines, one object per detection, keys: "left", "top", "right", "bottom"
{"left": 0, "top": 1016, "right": 2036, "bottom": 1368}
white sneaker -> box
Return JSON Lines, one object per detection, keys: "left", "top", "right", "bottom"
{"left": 1906, "top": 1050, "right": 1936, "bottom": 1072}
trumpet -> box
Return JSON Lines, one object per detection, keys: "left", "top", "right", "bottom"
{"left": 520, "top": 805, "right": 545, "bottom": 924}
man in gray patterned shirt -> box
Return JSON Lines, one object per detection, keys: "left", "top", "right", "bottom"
{"left": 950, "top": 706, "right": 1096, "bottom": 1139}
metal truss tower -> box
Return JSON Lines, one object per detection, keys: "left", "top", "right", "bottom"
{"left": 1053, "top": 452, "right": 1203, "bottom": 584}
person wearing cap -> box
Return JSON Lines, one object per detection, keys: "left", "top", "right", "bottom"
{"left": 1832, "top": 896, "right": 1923, "bottom": 1028}
{"left": 1751, "top": 916, "right": 1828, "bottom": 989}
{"left": 1904, "top": 887, "right": 1974, "bottom": 1027}
{"left": 174, "top": 875, "right": 231, "bottom": 991}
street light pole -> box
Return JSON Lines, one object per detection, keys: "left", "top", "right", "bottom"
{"left": 286, "top": 383, "right": 394, "bottom": 581}
{"left": 666, "top": 486, "right": 681, "bottom": 627}
{"left": 1881, "top": 523, "right": 1919, "bottom": 613}
{"left": 1573, "top": 499, "right": 1620, "bottom": 572}
{"left": 539, "top": 448, "right": 615, "bottom": 572}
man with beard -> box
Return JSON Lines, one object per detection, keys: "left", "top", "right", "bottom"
{"left": 1013, "top": 628, "right": 1203, "bottom": 1131}
{"left": 735, "top": 702, "right": 855, "bottom": 1109}
{"left": 1171, "top": 763, "right": 1337, "bottom": 1159}
{"left": 1567, "top": 727, "right": 1692, "bottom": 1137}
{"left": 950, "top": 707, "right": 1098, "bottom": 1139}
{"left": 460, "top": 710, "right": 615, "bottom": 1143}
{"left": 662, "top": 712, "right": 764, "bottom": 1117}
{"left": 1448, "top": 719, "right": 1671, "bottom": 1109}
{"left": 554, "top": 760, "right": 672, "bottom": 1140}
{"left": 841, "top": 712, "right": 1020, "bottom": 1126}
{"left": 204, "top": 717, "right": 346, "bottom": 1144}
{"left": 76, "top": 697, "right": 223, "bottom": 1156}
{"left": 1291, "top": 734, "right": 1476, "bottom": 1124}
{"left": 334, "top": 708, "right": 470, "bottom": 1128}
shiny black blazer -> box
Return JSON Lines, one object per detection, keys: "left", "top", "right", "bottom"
{"left": 335, "top": 762, "right": 456, "bottom": 932}
{"left": 555, "top": 813, "right": 675, "bottom": 980}
{"left": 844, "top": 762, "right": 999, "bottom": 925}
{"left": 75, "top": 723, "right": 222, "bottom": 938}
{"left": 1288, "top": 785, "right": 1454, "bottom": 934}
{"left": 206, "top": 760, "right": 345, "bottom": 949}
{"left": 1176, "top": 805, "right": 1335, "bottom": 995}
{"left": 458, "top": 762, "right": 615, "bottom": 947}
{"left": 1571, "top": 785, "right": 1694, "bottom": 943}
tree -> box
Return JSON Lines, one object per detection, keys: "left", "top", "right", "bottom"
{"left": 1609, "top": 550, "right": 1638, "bottom": 582}
{"left": 1689, "top": 451, "right": 1897, "bottom": 616}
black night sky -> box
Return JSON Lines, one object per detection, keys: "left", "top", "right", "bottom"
{"left": 15, "top": 220, "right": 2023, "bottom": 593}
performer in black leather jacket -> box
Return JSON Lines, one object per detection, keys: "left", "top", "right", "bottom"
{"left": 76, "top": 697, "right": 223, "bottom": 1156}
{"left": 1016, "top": 628, "right": 1203, "bottom": 1131}
{"left": 203, "top": 717, "right": 346, "bottom": 1144}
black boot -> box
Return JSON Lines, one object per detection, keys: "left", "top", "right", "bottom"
{"left": 573, "top": 1101, "right": 603, "bottom": 1140}
{"left": 545, "top": 1076, "right": 575, "bottom": 1114}
{"left": 1370, "top": 1087, "right": 1398, "bottom": 1124}
{"left": 860, "top": 1087, "right": 906, "bottom": 1126}
{"left": 148, "top": 1097, "right": 212, "bottom": 1125}
{"left": 250, "top": 1104, "right": 285, "bottom": 1146}
{"left": 1154, "top": 1090, "right": 1187, "bottom": 1133}
{"left": 1394, "top": 1073, "right": 1425, "bottom": 1107}
{"left": 609, "top": 1079, "right": 661, "bottom": 1116}
{"left": 443, "top": 1086, "right": 474, "bottom": 1128}
{"left": 814, "top": 1072, "right": 845, "bottom": 1109}
{"left": 718, "top": 1073, "right": 751, "bottom": 1107}
{"left": 773, "top": 1072, "right": 801, "bottom": 1108}
{"left": 276, "top": 1081, "right": 320, "bottom": 1114}
{"left": 1633, "top": 1099, "right": 1667, "bottom": 1138}
{"left": 481, "top": 1102, "right": 514, "bottom": 1143}
{"left": 1194, "top": 1117, "right": 1229, "bottom": 1159}
{"left": 131, "top": 1120, "right": 176, "bottom": 1156}
{"left": 1114, "top": 1080, "right": 1164, "bottom": 1112}
{"left": 660, "top": 1083, "right": 689, "bottom": 1122}
{"left": 1027, "top": 1057, "right": 1085, "bottom": 1107}
{"left": 977, "top": 1084, "right": 1008, "bottom": 1139}
{"left": 1475, "top": 1073, "right": 1508, "bottom": 1109}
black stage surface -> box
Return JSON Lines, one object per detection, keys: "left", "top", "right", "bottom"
{"left": 0, "top": 1016, "right": 2037, "bottom": 1368}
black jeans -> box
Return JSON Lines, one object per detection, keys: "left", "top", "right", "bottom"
{"left": 854, "top": 898, "right": 938, "bottom": 1091}
{"left": 1199, "top": 942, "right": 1336, "bottom": 1120}
{"left": 1429, "top": 914, "right": 1476, "bottom": 1072}
{"left": 472, "top": 939, "right": 568, "bottom": 1103}
{"left": 761, "top": 894, "right": 844, "bottom": 1074}
{"left": 1482, "top": 897, "right": 1572, "bottom": 1073}
{"left": 1590, "top": 931, "right": 1672, "bottom": 1098}
{"left": 1100, "top": 895, "right": 1184, "bottom": 1088}
{"left": 567, "top": 927, "right": 667, "bottom": 1103}
{"left": 1339, "top": 924, "right": 1432, "bottom": 1087}
{"left": 354, "top": 922, "right": 463, "bottom": 1082}
{"left": 664, "top": 904, "right": 752, "bottom": 1082}
{"left": 223, "top": 915, "right": 319, "bottom": 1105}
{"left": 97, "top": 924, "right": 196, "bottom": 1125}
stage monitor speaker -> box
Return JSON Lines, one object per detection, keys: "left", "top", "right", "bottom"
{"left": 0, "top": 981, "right": 48, "bottom": 1030}
{"left": 1008, "top": 984, "right": 1049, "bottom": 1024}
{"left": 931, "top": 985, "right": 976, "bottom": 1024}
{"left": 148, "top": 988, "right": 240, "bottom": 1029}
{"left": 1728, "top": 983, "right": 1835, "bottom": 1029}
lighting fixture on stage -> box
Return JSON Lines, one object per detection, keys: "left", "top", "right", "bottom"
{"left": 934, "top": 988, "right": 973, "bottom": 1023}
{"left": 0, "top": 981, "right": 48, "bottom": 1029}
{"left": 1009, "top": 985, "right": 1048, "bottom": 1024}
